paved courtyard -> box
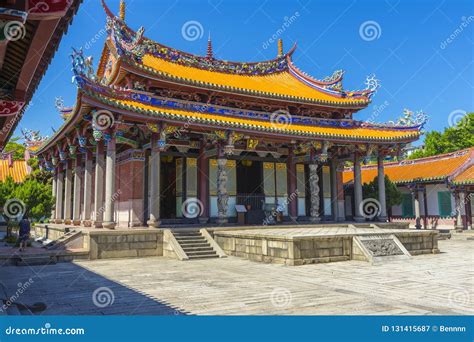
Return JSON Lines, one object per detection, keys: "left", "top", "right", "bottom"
{"left": 0, "top": 238, "right": 472, "bottom": 315}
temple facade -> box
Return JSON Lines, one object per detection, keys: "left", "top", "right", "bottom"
{"left": 35, "top": 1, "right": 426, "bottom": 229}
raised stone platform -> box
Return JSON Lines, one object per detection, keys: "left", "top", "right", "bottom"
{"left": 211, "top": 224, "right": 439, "bottom": 265}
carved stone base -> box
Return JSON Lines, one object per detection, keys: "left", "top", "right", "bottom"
{"left": 54, "top": 219, "right": 63, "bottom": 224}
{"left": 82, "top": 220, "right": 92, "bottom": 227}
{"left": 73, "top": 220, "right": 81, "bottom": 226}
{"left": 216, "top": 217, "right": 228, "bottom": 225}
{"left": 198, "top": 217, "right": 209, "bottom": 224}
{"left": 93, "top": 221, "right": 103, "bottom": 228}
{"left": 354, "top": 216, "right": 365, "bottom": 223}
{"left": 102, "top": 221, "right": 116, "bottom": 229}
{"left": 310, "top": 216, "right": 321, "bottom": 223}
{"left": 147, "top": 219, "right": 161, "bottom": 228}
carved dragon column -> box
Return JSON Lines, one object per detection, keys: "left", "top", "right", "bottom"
{"left": 216, "top": 143, "right": 228, "bottom": 225}
{"left": 308, "top": 161, "right": 321, "bottom": 223}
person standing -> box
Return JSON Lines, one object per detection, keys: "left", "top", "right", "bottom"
{"left": 18, "top": 216, "right": 31, "bottom": 252}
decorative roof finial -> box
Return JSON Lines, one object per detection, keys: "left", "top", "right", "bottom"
{"left": 119, "top": 0, "right": 126, "bottom": 21}
{"left": 277, "top": 39, "right": 283, "bottom": 57}
{"left": 207, "top": 31, "right": 213, "bottom": 59}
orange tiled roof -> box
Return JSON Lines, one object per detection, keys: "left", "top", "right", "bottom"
{"left": 343, "top": 148, "right": 473, "bottom": 185}
{"left": 453, "top": 164, "right": 474, "bottom": 184}
{"left": 139, "top": 54, "right": 368, "bottom": 106}
{"left": 0, "top": 160, "right": 29, "bottom": 183}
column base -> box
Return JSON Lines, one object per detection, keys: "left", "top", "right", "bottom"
{"left": 354, "top": 216, "right": 365, "bottom": 223}
{"left": 147, "top": 219, "right": 161, "bottom": 228}
{"left": 82, "top": 220, "right": 92, "bottom": 227}
{"left": 309, "top": 216, "right": 321, "bottom": 223}
{"left": 216, "top": 217, "right": 228, "bottom": 224}
{"left": 378, "top": 216, "right": 388, "bottom": 223}
{"left": 455, "top": 225, "right": 464, "bottom": 232}
{"left": 92, "top": 221, "right": 103, "bottom": 228}
{"left": 64, "top": 219, "right": 72, "bottom": 225}
{"left": 102, "top": 221, "right": 116, "bottom": 229}
{"left": 54, "top": 219, "right": 63, "bottom": 224}
{"left": 73, "top": 220, "right": 81, "bottom": 226}
{"left": 198, "top": 217, "right": 209, "bottom": 224}
{"left": 289, "top": 216, "right": 298, "bottom": 222}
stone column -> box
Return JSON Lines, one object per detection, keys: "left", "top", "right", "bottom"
{"left": 353, "top": 153, "right": 364, "bottom": 222}
{"left": 93, "top": 142, "right": 105, "bottom": 228}
{"left": 216, "top": 146, "right": 228, "bottom": 224}
{"left": 309, "top": 163, "right": 321, "bottom": 223}
{"left": 455, "top": 191, "right": 464, "bottom": 231}
{"left": 147, "top": 133, "right": 161, "bottom": 228}
{"left": 413, "top": 188, "right": 422, "bottom": 229}
{"left": 377, "top": 152, "right": 388, "bottom": 222}
{"left": 72, "top": 155, "right": 82, "bottom": 225}
{"left": 82, "top": 151, "right": 93, "bottom": 226}
{"left": 55, "top": 166, "right": 64, "bottom": 223}
{"left": 102, "top": 136, "right": 116, "bottom": 229}
{"left": 287, "top": 145, "right": 298, "bottom": 221}
{"left": 63, "top": 160, "right": 73, "bottom": 224}
{"left": 330, "top": 159, "right": 338, "bottom": 221}
{"left": 51, "top": 169, "right": 57, "bottom": 220}
{"left": 198, "top": 143, "right": 209, "bottom": 223}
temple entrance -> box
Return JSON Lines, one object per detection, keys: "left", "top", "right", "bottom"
{"left": 236, "top": 160, "right": 264, "bottom": 210}
{"left": 160, "top": 155, "right": 177, "bottom": 218}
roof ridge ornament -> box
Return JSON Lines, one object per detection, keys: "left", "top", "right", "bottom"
{"left": 277, "top": 39, "right": 283, "bottom": 57}
{"left": 119, "top": 0, "right": 126, "bottom": 21}
{"left": 207, "top": 31, "right": 213, "bottom": 59}
{"left": 387, "top": 109, "right": 428, "bottom": 130}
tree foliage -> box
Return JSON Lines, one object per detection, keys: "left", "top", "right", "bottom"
{"left": 363, "top": 175, "right": 403, "bottom": 210}
{"left": 2, "top": 137, "right": 25, "bottom": 160}
{"left": 409, "top": 112, "right": 474, "bottom": 159}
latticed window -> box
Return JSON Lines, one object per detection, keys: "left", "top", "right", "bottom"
{"left": 401, "top": 193, "right": 414, "bottom": 218}
{"left": 437, "top": 191, "right": 453, "bottom": 217}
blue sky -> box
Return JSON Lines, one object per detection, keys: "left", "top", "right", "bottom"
{"left": 18, "top": 0, "right": 473, "bottom": 145}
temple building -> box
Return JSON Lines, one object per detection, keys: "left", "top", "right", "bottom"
{"left": 343, "top": 148, "right": 473, "bottom": 231}
{"left": 35, "top": 1, "right": 427, "bottom": 229}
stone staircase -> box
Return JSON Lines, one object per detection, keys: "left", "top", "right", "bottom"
{"left": 44, "top": 229, "right": 81, "bottom": 250}
{"left": 172, "top": 230, "right": 219, "bottom": 259}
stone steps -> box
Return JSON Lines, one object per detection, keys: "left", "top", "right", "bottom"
{"left": 172, "top": 230, "right": 219, "bottom": 260}
{"left": 14, "top": 255, "right": 57, "bottom": 266}
{"left": 44, "top": 229, "right": 81, "bottom": 250}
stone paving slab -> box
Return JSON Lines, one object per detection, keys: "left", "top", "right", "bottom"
{"left": 0, "top": 239, "right": 472, "bottom": 315}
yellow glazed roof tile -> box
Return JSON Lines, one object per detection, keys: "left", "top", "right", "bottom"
{"left": 0, "top": 160, "right": 29, "bottom": 183}
{"left": 141, "top": 54, "right": 366, "bottom": 105}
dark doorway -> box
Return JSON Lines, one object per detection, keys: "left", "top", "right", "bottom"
{"left": 160, "top": 155, "right": 177, "bottom": 218}
{"left": 236, "top": 160, "right": 264, "bottom": 210}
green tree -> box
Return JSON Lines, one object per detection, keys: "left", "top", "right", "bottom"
{"left": 363, "top": 175, "right": 402, "bottom": 218}
{"left": 409, "top": 112, "right": 474, "bottom": 159}
{"left": 2, "top": 137, "right": 25, "bottom": 160}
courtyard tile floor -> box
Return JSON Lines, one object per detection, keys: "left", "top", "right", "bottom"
{"left": 0, "top": 238, "right": 472, "bottom": 315}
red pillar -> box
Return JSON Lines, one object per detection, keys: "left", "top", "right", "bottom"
{"left": 287, "top": 145, "right": 298, "bottom": 220}
{"left": 198, "top": 143, "right": 209, "bottom": 221}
